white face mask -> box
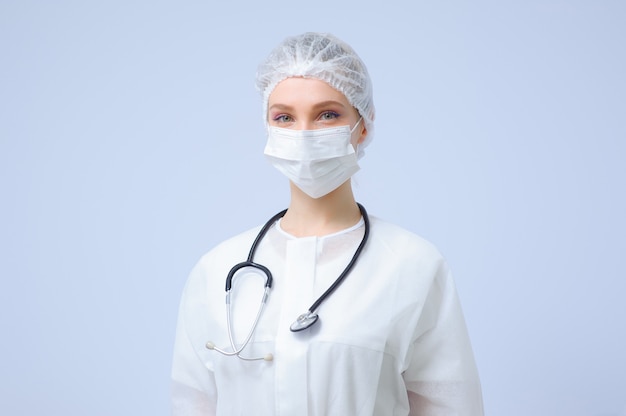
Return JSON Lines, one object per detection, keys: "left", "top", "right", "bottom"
{"left": 264, "top": 118, "right": 362, "bottom": 199}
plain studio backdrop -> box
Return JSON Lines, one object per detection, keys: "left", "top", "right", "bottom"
{"left": 1, "top": 1, "right": 624, "bottom": 415}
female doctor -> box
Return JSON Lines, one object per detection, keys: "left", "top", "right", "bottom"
{"left": 171, "top": 32, "right": 483, "bottom": 415}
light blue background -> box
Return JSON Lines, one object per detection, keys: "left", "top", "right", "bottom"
{"left": 1, "top": 1, "right": 624, "bottom": 415}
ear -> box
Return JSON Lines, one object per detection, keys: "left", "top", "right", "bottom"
{"left": 357, "top": 124, "right": 368, "bottom": 145}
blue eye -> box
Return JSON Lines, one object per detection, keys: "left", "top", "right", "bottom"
{"left": 320, "top": 111, "right": 340, "bottom": 120}
{"left": 273, "top": 114, "right": 293, "bottom": 123}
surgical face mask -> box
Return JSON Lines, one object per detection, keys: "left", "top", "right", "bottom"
{"left": 264, "top": 119, "right": 362, "bottom": 199}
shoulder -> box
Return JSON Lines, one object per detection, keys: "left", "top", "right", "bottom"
{"left": 187, "top": 226, "right": 270, "bottom": 290}
{"left": 368, "top": 216, "right": 443, "bottom": 261}
{"left": 363, "top": 216, "right": 450, "bottom": 287}
{"left": 197, "top": 225, "right": 262, "bottom": 265}
{"left": 183, "top": 225, "right": 264, "bottom": 290}
{"left": 179, "top": 224, "right": 265, "bottom": 315}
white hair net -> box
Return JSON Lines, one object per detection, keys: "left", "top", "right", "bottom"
{"left": 256, "top": 32, "right": 375, "bottom": 158}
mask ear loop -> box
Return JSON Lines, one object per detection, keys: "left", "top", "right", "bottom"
{"left": 351, "top": 117, "right": 364, "bottom": 157}
{"left": 350, "top": 117, "right": 363, "bottom": 134}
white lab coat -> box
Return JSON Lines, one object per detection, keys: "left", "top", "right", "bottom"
{"left": 171, "top": 216, "right": 483, "bottom": 415}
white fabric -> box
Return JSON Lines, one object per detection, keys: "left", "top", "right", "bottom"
{"left": 171, "top": 216, "right": 483, "bottom": 415}
{"left": 264, "top": 122, "right": 360, "bottom": 199}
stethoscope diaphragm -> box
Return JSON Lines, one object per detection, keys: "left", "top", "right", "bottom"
{"left": 290, "top": 312, "right": 319, "bottom": 332}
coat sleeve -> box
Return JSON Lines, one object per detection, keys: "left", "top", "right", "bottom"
{"left": 171, "top": 282, "right": 218, "bottom": 416}
{"left": 403, "top": 260, "right": 484, "bottom": 415}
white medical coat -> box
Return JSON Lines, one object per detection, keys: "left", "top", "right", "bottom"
{"left": 171, "top": 216, "right": 483, "bottom": 415}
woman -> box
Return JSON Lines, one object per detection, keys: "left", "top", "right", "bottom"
{"left": 171, "top": 32, "right": 483, "bottom": 415}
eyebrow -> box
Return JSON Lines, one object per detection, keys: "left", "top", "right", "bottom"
{"left": 268, "top": 100, "right": 349, "bottom": 112}
{"left": 311, "top": 100, "right": 349, "bottom": 110}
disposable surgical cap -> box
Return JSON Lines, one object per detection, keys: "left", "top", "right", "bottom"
{"left": 256, "top": 32, "right": 375, "bottom": 157}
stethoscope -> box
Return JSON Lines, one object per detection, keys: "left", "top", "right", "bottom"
{"left": 206, "top": 203, "right": 370, "bottom": 361}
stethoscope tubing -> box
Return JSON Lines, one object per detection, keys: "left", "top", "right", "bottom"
{"left": 208, "top": 203, "right": 369, "bottom": 359}
{"left": 306, "top": 203, "right": 369, "bottom": 314}
{"left": 246, "top": 203, "right": 369, "bottom": 317}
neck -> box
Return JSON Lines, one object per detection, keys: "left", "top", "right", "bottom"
{"left": 281, "top": 181, "right": 362, "bottom": 237}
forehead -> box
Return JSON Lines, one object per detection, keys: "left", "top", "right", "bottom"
{"left": 268, "top": 77, "right": 350, "bottom": 107}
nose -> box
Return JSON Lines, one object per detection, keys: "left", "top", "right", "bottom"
{"left": 295, "top": 121, "right": 315, "bottom": 131}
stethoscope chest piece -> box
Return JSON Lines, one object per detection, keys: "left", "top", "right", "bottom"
{"left": 290, "top": 311, "right": 319, "bottom": 332}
